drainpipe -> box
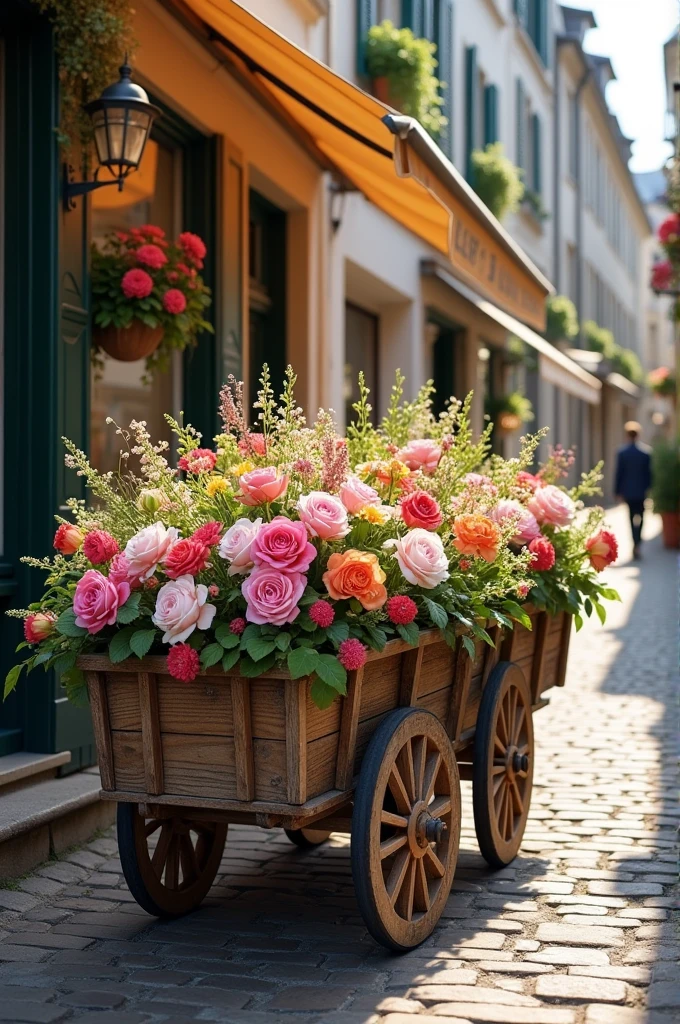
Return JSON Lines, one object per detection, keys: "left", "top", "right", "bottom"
{"left": 574, "top": 59, "right": 592, "bottom": 347}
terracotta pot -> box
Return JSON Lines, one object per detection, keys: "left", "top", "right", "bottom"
{"left": 660, "top": 511, "right": 680, "bottom": 549}
{"left": 372, "top": 76, "right": 393, "bottom": 106}
{"left": 498, "top": 412, "right": 523, "bottom": 433}
{"left": 94, "top": 321, "right": 163, "bottom": 362}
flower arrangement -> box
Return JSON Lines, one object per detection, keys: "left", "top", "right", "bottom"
{"left": 91, "top": 225, "right": 214, "bottom": 379}
{"left": 647, "top": 366, "right": 676, "bottom": 397}
{"left": 5, "top": 367, "right": 619, "bottom": 710}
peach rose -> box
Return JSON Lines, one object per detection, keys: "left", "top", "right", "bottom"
{"left": 339, "top": 476, "right": 380, "bottom": 514}
{"left": 396, "top": 439, "right": 441, "bottom": 474}
{"left": 124, "top": 522, "right": 179, "bottom": 582}
{"left": 452, "top": 514, "right": 501, "bottom": 563}
{"left": 237, "top": 467, "right": 288, "bottom": 506}
{"left": 152, "top": 575, "right": 216, "bottom": 644}
{"left": 585, "top": 529, "right": 618, "bottom": 572}
{"left": 298, "top": 491, "right": 349, "bottom": 540}
{"left": 322, "top": 549, "right": 387, "bottom": 610}
{"left": 528, "top": 484, "right": 575, "bottom": 528}
{"left": 390, "top": 529, "right": 449, "bottom": 589}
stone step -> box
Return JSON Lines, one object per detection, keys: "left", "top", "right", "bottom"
{"left": 0, "top": 750, "right": 71, "bottom": 795}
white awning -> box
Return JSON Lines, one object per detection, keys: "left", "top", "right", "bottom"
{"left": 422, "top": 261, "right": 602, "bottom": 405}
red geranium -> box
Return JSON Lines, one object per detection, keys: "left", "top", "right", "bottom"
{"left": 162, "top": 288, "right": 187, "bottom": 314}
{"left": 651, "top": 260, "right": 673, "bottom": 292}
{"left": 178, "top": 448, "right": 217, "bottom": 474}
{"left": 136, "top": 244, "right": 168, "bottom": 270}
{"left": 658, "top": 213, "right": 680, "bottom": 244}
{"left": 528, "top": 536, "right": 555, "bottom": 571}
{"left": 121, "top": 268, "right": 153, "bottom": 299}
{"left": 167, "top": 643, "right": 200, "bottom": 682}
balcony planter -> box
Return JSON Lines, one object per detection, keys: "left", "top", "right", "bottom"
{"left": 660, "top": 512, "right": 680, "bottom": 549}
{"left": 94, "top": 322, "right": 164, "bottom": 363}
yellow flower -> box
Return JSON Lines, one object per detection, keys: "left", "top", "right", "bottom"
{"left": 389, "top": 459, "right": 411, "bottom": 480}
{"left": 356, "top": 505, "right": 388, "bottom": 525}
{"left": 205, "top": 476, "right": 228, "bottom": 497}
{"left": 355, "top": 461, "right": 374, "bottom": 480}
{"left": 230, "top": 460, "right": 254, "bottom": 477}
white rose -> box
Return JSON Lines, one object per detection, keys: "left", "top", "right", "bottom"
{"left": 124, "top": 522, "right": 178, "bottom": 582}
{"left": 217, "top": 517, "right": 263, "bottom": 576}
{"left": 393, "top": 528, "right": 449, "bottom": 589}
{"left": 152, "top": 575, "right": 216, "bottom": 644}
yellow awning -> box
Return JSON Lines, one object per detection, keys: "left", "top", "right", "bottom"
{"left": 179, "top": 0, "right": 551, "bottom": 331}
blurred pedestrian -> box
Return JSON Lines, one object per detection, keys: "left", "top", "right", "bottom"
{"left": 615, "top": 421, "right": 652, "bottom": 559}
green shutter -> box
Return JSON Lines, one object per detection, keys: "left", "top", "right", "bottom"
{"left": 434, "top": 0, "right": 454, "bottom": 158}
{"left": 514, "top": 0, "right": 529, "bottom": 28}
{"left": 465, "top": 45, "right": 478, "bottom": 183}
{"left": 357, "top": 0, "right": 377, "bottom": 77}
{"left": 484, "top": 83, "right": 498, "bottom": 146}
{"left": 516, "top": 77, "right": 526, "bottom": 171}
{"left": 532, "top": 112, "right": 542, "bottom": 194}
{"left": 423, "top": 0, "right": 435, "bottom": 38}
{"left": 402, "top": 0, "right": 425, "bottom": 35}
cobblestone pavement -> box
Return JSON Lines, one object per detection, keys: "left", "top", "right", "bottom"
{"left": 0, "top": 505, "right": 677, "bottom": 1024}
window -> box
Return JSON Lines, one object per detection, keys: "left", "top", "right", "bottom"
{"left": 402, "top": 0, "right": 435, "bottom": 38}
{"left": 356, "top": 0, "right": 377, "bottom": 77}
{"left": 344, "top": 303, "right": 379, "bottom": 427}
{"left": 484, "top": 83, "right": 499, "bottom": 146}
{"left": 516, "top": 77, "right": 526, "bottom": 171}
{"left": 248, "top": 191, "right": 287, "bottom": 412}
{"left": 465, "top": 46, "right": 478, "bottom": 181}
{"left": 434, "top": 0, "right": 454, "bottom": 159}
{"left": 515, "top": 0, "right": 549, "bottom": 66}
{"left": 531, "top": 112, "right": 542, "bottom": 194}
{"left": 568, "top": 92, "right": 578, "bottom": 179}
{"left": 428, "top": 315, "right": 461, "bottom": 416}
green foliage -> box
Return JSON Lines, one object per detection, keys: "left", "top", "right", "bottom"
{"left": 486, "top": 391, "right": 534, "bottom": 428}
{"left": 651, "top": 440, "right": 680, "bottom": 513}
{"left": 583, "top": 320, "right": 643, "bottom": 385}
{"left": 545, "top": 295, "right": 579, "bottom": 344}
{"left": 33, "top": 0, "right": 136, "bottom": 148}
{"left": 522, "top": 188, "right": 549, "bottom": 222}
{"left": 470, "top": 143, "right": 524, "bottom": 221}
{"left": 365, "top": 21, "right": 446, "bottom": 139}
{"left": 647, "top": 367, "right": 676, "bottom": 396}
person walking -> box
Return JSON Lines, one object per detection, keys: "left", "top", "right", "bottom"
{"left": 615, "top": 421, "right": 652, "bottom": 559}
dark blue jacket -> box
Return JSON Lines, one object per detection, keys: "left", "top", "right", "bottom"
{"left": 615, "top": 442, "right": 652, "bottom": 502}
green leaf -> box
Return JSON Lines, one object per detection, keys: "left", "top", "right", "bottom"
{"left": 502, "top": 600, "right": 532, "bottom": 630}
{"left": 187, "top": 631, "right": 206, "bottom": 650}
{"left": 240, "top": 652, "right": 276, "bottom": 677}
{"left": 116, "top": 592, "right": 141, "bottom": 624}
{"left": 62, "top": 668, "right": 89, "bottom": 708}
{"left": 470, "top": 621, "right": 494, "bottom": 646}
{"left": 461, "top": 635, "right": 476, "bottom": 659}
{"left": 200, "top": 642, "right": 225, "bottom": 669}
{"left": 594, "top": 601, "right": 606, "bottom": 625}
{"left": 215, "top": 622, "right": 240, "bottom": 648}
{"left": 51, "top": 651, "right": 77, "bottom": 678}
{"left": 33, "top": 650, "right": 54, "bottom": 669}
{"left": 364, "top": 624, "right": 387, "bottom": 651}
{"left": 349, "top": 598, "right": 363, "bottom": 614}
{"left": 244, "top": 636, "right": 276, "bottom": 662}
{"left": 491, "top": 610, "right": 513, "bottom": 629}
{"left": 326, "top": 621, "right": 350, "bottom": 646}
{"left": 423, "top": 598, "right": 448, "bottom": 630}
{"left": 56, "top": 607, "right": 87, "bottom": 638}
{"left": 129, "top": 629, "right": 156, "bottom": 659}
{"left": 443, "top": 623, "right": 458, "bottom": 650}
{"left": 287, "top": 646, "right": 319, "bottom": 679}
{"left": 4, "top": 662, "right": 24, "bottom": 700}
{"left": 600, "top": 587, "right": 621, "bottom": 601}
{"left": 109, "top": 627, "right": 137, "bottom": 664}
{"left": 299, "top": 585, "right": 320, "bottom": 606}
{"left": 15, "top": 641, "right": 30, "bottom": 653}
{"left": 396, "top": 621, "right": 420, "bottom": 647}
{"left": 297, "top": 613, "right": 317, "bottom": 633}
{"left": 221, "top": 648, "right": 240, "bottom": 672}
{"left": 275, "top": 632, "right": 291, "bottom": 652}
{"left": 574, "top": 613, "right": 583, "bottom": 632}
{"left": 584, "top": 597, "right": 593, "bottom": 618}
{"left": 310, "top": 677, "right": 339, "bottom": 710}
{"left": 314, "top": 655, "right": 347, "bottom": 694}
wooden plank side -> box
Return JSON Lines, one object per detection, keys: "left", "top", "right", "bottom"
{"left": 111, "top": 730, "right": 144, "bottom": 792}
{"left": 398, "top": 646, "right": 424, "bottom": 706}
{"left": 555, "top": 613, "right": 573, "bottom": 688}
{"left": 161, "top": 733, "right": 236, "bottom": 798}
{"left": 231, "top": 678, "right": 255, "bottom": 801}
{"left": 481, "top": 625, "right": 502, "bottom": 686}
{"left": 138, "top": 672, "right": 163, "bottom": 796}
{"left": 105, "top": 674, "right": 141, "bottom": 731}
{"left": 418, "top": 640, "right": 457, "bottom": 698}
{"left": 358, "top": 655, "right": 401, "bottom": 722}
{"left": 446, "top": 644, "right": 473, "bottom": 742}
{"left": 530, "top": 611, "right": 550, "bottom": 703}
{"left": 335, "top": 666, "right": 364, "bottom": 790}
{"left": 86, "top": 672, "right": 115, "bottom": 790}
{"left": 158, "top": 676, "right": 233, "bottom": 736}
{"left": 285, "top": 682, "right": 307, "bottom": 804}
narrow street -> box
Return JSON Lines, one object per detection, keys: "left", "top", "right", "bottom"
{"left": 0, "top": 505, "right": 677, "bottom": 1024}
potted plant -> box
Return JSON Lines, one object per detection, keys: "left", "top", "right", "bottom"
{"left": 651, "top": 440, "right": 680, "bottom": 549}
{"left": 648, "top": 366, "right": 677, "bottom": 398}
{"left": 545, "top": 295, "right": 579, "bottom": 346}
{"left": 91, "top": 225, "right": 214, "bottom": 378}
{"left": 365, "top": 21, "right": 445, "bottom": 139}
{"left": 486, "top": 391, "right": 534, "bottom": 434}
{"left": 470, "top": 143, "right": 524, "bottom": 222}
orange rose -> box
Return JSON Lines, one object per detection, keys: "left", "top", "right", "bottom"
{"left": 322, "top": 549, "right": 387, "bottom": 610}
{"left": 452, "top": 513, "right": 501, "bottom": 563}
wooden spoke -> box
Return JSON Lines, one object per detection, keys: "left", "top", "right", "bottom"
{"left": 144, "top": 818, "right": 163, "bottom": 837}
{"left": 165, "top": 836, "right": 180, "bottom": 890}
{"left": 179, "top": 833, "right": 200, "bottom": 887}
{"left": 493, "top": 769, "right": 506, "bottom": 796}
{"left": 497, "top": 699, "right": 508, "bottom": 745}
{"left": 513, "top": 706, "right": 526, "bottom": 747}
{"left": 494, "top": 735, "right": 506, "bottom": 756}
{"left": 415, "top": 858, "right": 431, "bottom": 913}
{"left": 151, "top": 822, "right": 172, "bottom": 874}
{"left": 386, "top": 848, "right": 411, "bottom": 906}
{"left": 380, "top": 833, "right": 408, "bottom": 860}
{"left": 508, "top": 776, "right": 524, "bottom": 816}
{"left": 424, "top": 844, "right": 446, "bottom": 878}
{"left": 396, "top": 856, "right": 417, "bottom": 922}
{"left": 413, "top": 736, "right": 427, "bottom": 802}
{"left": 381, "top": 810, "right": 408, "bottom": 828}
{"left": 398, "top": 739, "right": 417, "bottom": 804}
{"left": 429, "top": 795, "right": 452, "bottom": 819}
{"left": 388, "top": 764, "right": 412, "bottom": 815}
{"left": 422, "top": 751, "right": 442, "bottom": 805}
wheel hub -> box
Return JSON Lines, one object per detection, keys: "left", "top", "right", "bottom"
{"left": 505, "top": 744, "right": 529, "bottom": 780}
{"left": 411, "top": 802, "right": 446, "bottom": 853}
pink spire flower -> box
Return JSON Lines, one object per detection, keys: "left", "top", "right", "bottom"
{"left": 338, "top": 638, "right": 367, "bottom": 671}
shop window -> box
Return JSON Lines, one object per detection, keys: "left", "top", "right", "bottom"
{"left": 345, "top": 303, "right": 379, "bottom": 427}
{"left": 428, "top": 315, "right": 461, "bottom": 417}
{"left": 249, "top": 190, "right": 287, "bottom": 411}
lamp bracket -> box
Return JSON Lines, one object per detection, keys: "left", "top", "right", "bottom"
{"left": 62, "top": 164, "right": 124, "bottom": 212}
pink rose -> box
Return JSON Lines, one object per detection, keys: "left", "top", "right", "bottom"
{"left": 396, "top": 439, "right": 441, "bottom": 474}
{"left": 73, "top": 569, "right": 131, "bottom": 635}
{"left": 390, "top": 529, "right": 449, "bottom": 589}
{"left": 237, "top": 467, "right": 289, "bottom": 506}
{"left": 218, "top": 518, "right": 263, "bottom": 575}
{"left": 108, "top": 553, "right": 131, "bottom": 586}
{"left": 241, "top": 567, "right": 306, "bottom": 626}
{"left": 124, "top": 522, "right": 179, "bottom": 582}
{"left": 528, "top": 484, "right": 575, "bottom": 528}
{"left": 339, "top": 476, "right": 380, "bottom": 514}
{"left": 297, "top": 491, "right": 349, "bottom": 540}
{"left": 491, "top": 499, "right": 541, "bottom": 545}
{"left": 152, "top": 575, "right": 216, "bottom": 644}
{"left": 83, "top": 530, "right": 120, "bottom": 565}
{"left": 251, "top": 517, "right": 316, "bottom": 573}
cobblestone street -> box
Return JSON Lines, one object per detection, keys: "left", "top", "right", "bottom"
{"left": 0, "top": 505, "right": 677, "bottom": 1024}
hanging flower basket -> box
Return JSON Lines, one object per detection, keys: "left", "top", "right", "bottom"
{"left": 497, "top": 411, "right": 523, "bottom": 433}
{"left": 93, "top": 321, "right": 164, "bottom": 363}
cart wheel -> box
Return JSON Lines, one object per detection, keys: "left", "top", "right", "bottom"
{"left": 284, "top": 827, "right": 332, "bottom": 849}
{"left": 351, "top": 707, "right": 461, "bottom": 951}
{"left": 117, "top": 803, "right": 227, "bottom": 917}
{"left": 473, "top": 661, "right": 534, "bottom": 868}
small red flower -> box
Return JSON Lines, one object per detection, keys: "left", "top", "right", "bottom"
{"left": 229, "top": 617, "right": 246, "bottom": 636}
{"left": 138, "top": 224, "right": 166, "bottom": 239}
{"left": 136, "top": 243, "right": 168, "bottom": 270}
{"left": 178, "top": 448, "right": 217, "bottom": 474}
{"left": 658, "top": 213, "right": 680, "bottom": 244}
{"left": 386, "top": 595, "right": 418, "bottom": 625}
{"left": 162, "top": 288, "right": 187, "bottom": 314}
{"left": 54, "top": 523, "right": 85, "bottom": 554}
{"left": 651, "top": 260, "right": 673, "bottom": 292}
{"left": 167, "top": 643, "right": 200, "bottom": 683}
{"left": 192, "top": 521, "right": 223, "bottom": 547}
{"left": 459, "top": 558, "right": 472, "bottom": 571}
{"left": 309, "top": 600, "right": 335, "bottom": 628}
{"left": 163, "top": 537, "right": 211, "bottom": 579}
{"left": 208, "top": 584, "right": 220, "bottom": 598}
{"left": 238, "top": 433, "right": 267, "bottom": 457}
{"left": 83, "top": 530, "right": 119, "bottom": 565}
{"left": 528, "top": 536, "right": 555, "bottom": 571}
{"left": 121, "top": 268, "right": 153, "bottom": 299}
{"left": 179, "top": 231, "right": 207, "bottom": 266}
{"left": 24, "top": 612, "right": 57, "bottom": 644}
{"left": 517, "top": 471, "right": 541, "bottom": 492}
{"left": 338, "top": 638, "right": 367, "bottom": 671}
{"left": 516, "top": 581, "right": 531, "bottom": 600}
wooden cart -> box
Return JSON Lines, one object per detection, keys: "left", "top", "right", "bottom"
{"left": 80, "top": 607, "right": 572, "bottom": 951}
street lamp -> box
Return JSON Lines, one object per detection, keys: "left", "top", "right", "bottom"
{"left": 63, "top": 60, "right": 160, "bottom": 211}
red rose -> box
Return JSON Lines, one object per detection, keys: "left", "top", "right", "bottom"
{"left": 399, "top": 490, "right": 443, "bottom": 531}
{"left": 658, "top": 213, "right": 680, "bottom": 244}
{"left": 54, "top": 523, "right": 85, "bottom": 554}
{"left": 528, "top": 536, "right": 555, "bottom": 571}
{"left": 585, "top": 529, "right": 618, "bottom": 572}
{"left": 162, "top": 288, "right": 187, "bottom": 314}
{"left": 162, "top": 537, "right": 211, "bottom": 579}
{"left": 83, "top": 530, "right": 119, "bottom": 565}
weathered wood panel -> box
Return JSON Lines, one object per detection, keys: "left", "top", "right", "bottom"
{"left": 158, "top": 676, "right": 233, "bottom": 736}
{"left": 161, "top": 733, "right": 237, "bottom": 798}
{"left": 419, "top": 642, "right": 456, "bottom": 697}
{"left": 111, "top": 730, "right": 145, "bottom": 792}
{"left": 106, "top": 674, "right": 141, "bottom": 731}
{"left": 357, "top": 656, "right": 401, "bottom": 723}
